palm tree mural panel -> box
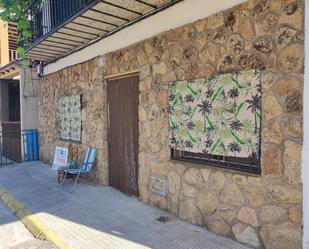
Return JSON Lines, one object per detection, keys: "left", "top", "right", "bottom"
{"left": 58, "top": 95, "right": 82, "bottom": 142}
{"left": 168, "top": 69, "right": 261, "bottom": 159}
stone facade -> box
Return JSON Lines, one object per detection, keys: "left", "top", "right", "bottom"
{"left": 39, "top": 0, "right": 304, "bottom": 248}
{"left": 39, "top": 61, "right": 109, "bottom": 184}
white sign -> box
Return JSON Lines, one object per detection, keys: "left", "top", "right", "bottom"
{"left": 150, "top": 176, "right": 167, "bottom": 196}
{"left": 52, "top": 147, "right": 68, "bottom": 170}
{"left": 98, "top": 56, "right": 105, "bottom": 67}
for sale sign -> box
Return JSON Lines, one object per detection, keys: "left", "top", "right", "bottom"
{"left": 52, "top": 146, "right": 68, "bottom": 170}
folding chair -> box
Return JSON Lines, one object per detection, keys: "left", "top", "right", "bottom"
{"left": 62, "top": 147, "right": 97, "bottom": 192}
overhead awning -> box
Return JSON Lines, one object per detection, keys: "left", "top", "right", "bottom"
{"left": 26, "top": 0, "right": 182, "bottom": 62}
{"left": 0, "top": 60, "right": 20, "bottom": 80}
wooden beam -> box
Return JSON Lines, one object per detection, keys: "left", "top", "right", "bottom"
{"left": 100, "top": 1, "right": 142, "bottom": 15}
{"left": 105, "top": 70, "right": 139, "bottom": 80}
{"left": 62, "top": 27, "right": 100, "bottom": 37}
{"left": 89, "top": 8, "right": 129, "bottom": 22}
{"left": 79, "top": 15, "right": 118, "bottom": 27}
{"left": 56, "top": 31, "right": 92, "bottom": 41}
{"left": 47, "top": 37, "right": 84, "bottom": 46}
{"left": 71, "top": 21, "right": 109, "bottom": 33}
{"left": 27, "top": 55, "right": 51, "bottom": 61}
{"left": 30, "top": 48, "right": 63, "bottom": 56}
{"left": 133, "top": 0, "right": 157, "bottom": 8}
{"left": 40, "top": 40, "right": 76, "bottom": 49}
{"left": 51, "top": 33, "right": 88, "bottom": 43}
{"left": 27, "top": 51, "right": 55, "bottom": 59}
{"left": 36, "top": 44, "right": 70, "bottom": 52}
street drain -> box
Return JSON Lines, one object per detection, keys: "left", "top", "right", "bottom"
{"left": 156, "top": 216, "right": 171, "bottom": 223}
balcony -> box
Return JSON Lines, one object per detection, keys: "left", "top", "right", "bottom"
{"left": 26, "top": 0, "right": 182, "bottom": 62}
{"left": 8, "top": 22, "right": 18, "bottom": 63}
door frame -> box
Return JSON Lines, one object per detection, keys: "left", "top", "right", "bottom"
{"left": 107, "top": 72, "right": 140, "bottom": 196}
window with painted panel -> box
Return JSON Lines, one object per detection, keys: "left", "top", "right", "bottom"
{"left": 58, "top": 95, "right": 82, "bottom": 142}
{"left": 168, "top": 69, "right": 261, "bottom": 174}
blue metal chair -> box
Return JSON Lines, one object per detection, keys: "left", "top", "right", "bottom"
{"left": 62, "top": 147, "right": 97, "bottom": 192}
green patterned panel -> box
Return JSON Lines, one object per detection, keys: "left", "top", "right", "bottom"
{"left": 168, "top": 69, "right": 261, "bottom": 159}
{"left": 58, "top": 95, "right": 81, "bottom": 142}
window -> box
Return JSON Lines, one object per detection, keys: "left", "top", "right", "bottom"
{"left": 171, "top": 149, "right": 260, "bottom": 174}
{"left": 168, "top": 69, "right": 261, "bottom": 174}
{"left": 58, "top": 95, "right": 82, "bottom": 142}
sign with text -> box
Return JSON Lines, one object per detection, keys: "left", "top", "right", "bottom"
{"left": 52, "top": 147, "right": 68, "bottom": 170}
{"left": 150, "top": 175, "right": 167, "bottom": 196}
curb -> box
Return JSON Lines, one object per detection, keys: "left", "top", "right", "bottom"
{"left": 0, "top": 185, "right": 70, "bottom": 249}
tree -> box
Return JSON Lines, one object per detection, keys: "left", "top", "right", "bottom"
{"left": 0, "top": 0, "right": 31, "bottom": 60}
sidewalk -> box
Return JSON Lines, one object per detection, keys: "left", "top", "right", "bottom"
{"left": 0, "top": 199, "right": 56, "bottom": 249}
{"left": 0, "top": 162, "right": 251, "bottom": 249}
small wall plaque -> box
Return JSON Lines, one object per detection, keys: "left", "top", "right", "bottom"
{"left": 150, "top": 175, "right": 167, "bottom": 196}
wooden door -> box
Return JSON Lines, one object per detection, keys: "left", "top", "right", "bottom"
{"left": 2, "top": 122, "right": 21, "bottom": 162}
{"left": 108, "top": 75, "right": 139, "bottom": 196}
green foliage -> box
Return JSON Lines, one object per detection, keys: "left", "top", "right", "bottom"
{"left": 0, "top": 0, "right": 31, "bottom": 60}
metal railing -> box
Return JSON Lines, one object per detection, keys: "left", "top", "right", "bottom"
{"left": 29, "top": 0, "right": 96, "bottom": 43}
{"left": 0, "top": 129, "right": 39, "bottom": 165}
{"left": 171, "top": 149, "right": 261, "bottom": 175}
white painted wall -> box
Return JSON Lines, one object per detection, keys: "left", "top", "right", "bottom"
{"left": 43, "top": 0, "right": 247, "bottom": 75}
{"left": 19, "top": 68, "right": 39, "bottom": 130}
{"left": 303, "top": 1, "right": 309, "bottom": 248}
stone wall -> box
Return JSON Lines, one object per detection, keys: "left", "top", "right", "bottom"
{"left": 39, "top": 60, "right": 109, "bottom": 184}
{"left": 39, "top": 0, "right": 304, "bottom": 248}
